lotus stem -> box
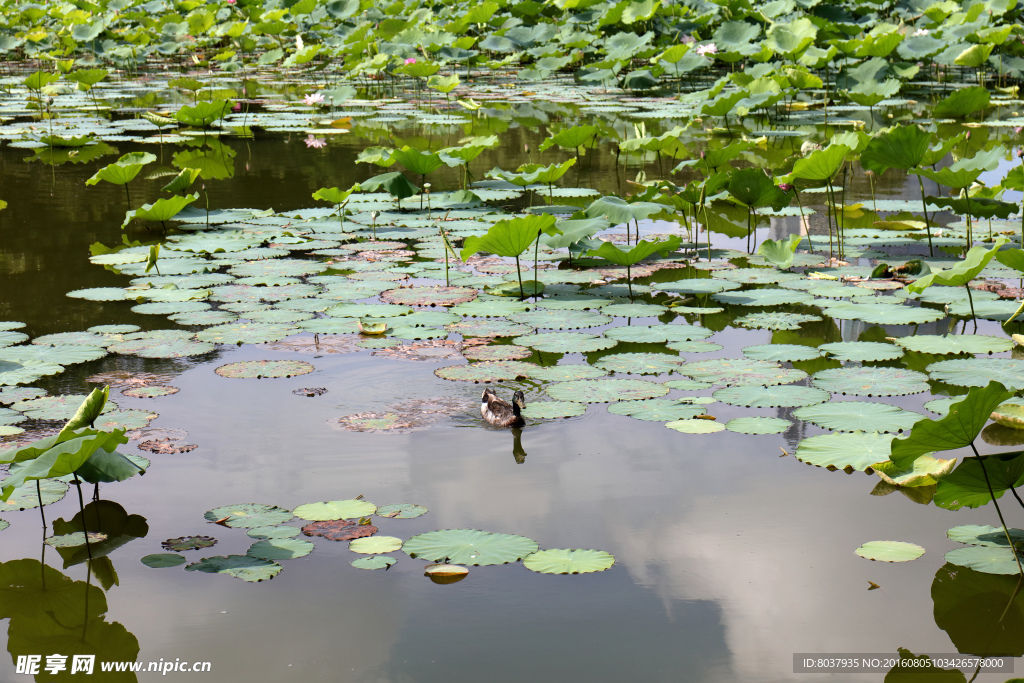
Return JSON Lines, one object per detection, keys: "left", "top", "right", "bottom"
{"left": 515, "top": 254, "right": 525, "bottom": 300}
{"left": 965, "top": 283, "right": 978, "bottom": 333}
{"left": 916, "top": 174, "right": 935, "bottom": 257}
{"left": 533, "top": 229, "right": 541, "bottom": 298}
{"left": 72, "top": 476, "right": 93, "bottom": 561}
{"left": 37, "top": 480, "right": 46, "bottom": 531}
{"left": 970, "top": 442, "right": 1024, "bottom": 577}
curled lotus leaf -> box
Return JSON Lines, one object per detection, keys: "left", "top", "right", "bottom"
{"left": 725, "top": 416, "right": 791, "bottom": 434}
{"left": 293, "top": 499, "right": 377, "bottom": 521}
{"left": 664, "top": 419, "right": 724, "bottom": 434}
{"left": 608, "top": 399, "right": 706, "bottom": 421}
{"left": 247, "top": 538, "right": 314, "bottom": 560}
{"left": 214, "top": 360, "right": 315, "bottom": 379}
{"left": 302, "top": 519, "right": 378, "bottom": 541}
{"left": 423, "top": 563, "right": 469, "bottom": 582}
{"left": 592, "top": 353, "right": 685, "bottom": 375}
{"left": 795, "top": 432, "right": 892, "bottom": 471}
{"left": 434, "top": 361, "right": 536, "bottom": 383}
{"left": 512, "top": 332, "right": 615, "bottom": 353}
{"left": 0, "top": 479, "right": 69, "bottom": 510}
{"left": 742, "top": 344, "right": 823, "bottom": 363}
{"left": 895, "top": 335, "right": 1012, "bottom": 356}
{"left": 204, "top": 503, "right": 293, "bottom": 528}
{"left": 508, "top": 309, "right": 612, "bottom": 330}
{"left": 855, "top": 541, "right": 925, "bottom": 562}
{"left": 350, "top": 535, "right": 403, "bottom": 554}
{"left": 247, "top": 526, "right": 301, "bottom": 539}
{"left": 680, "top": 358, "right": 806, "bottom": 386}
{"left": 793, "top": 401, "right": 923, "bottom": 433}
{"left": 603, "top": 324, "right": 713, "bottom": 343}
{"left": 446, "top": 319, "right": 534, "bottom": 338}
{"left": 141, "top": 553, "right": 186, "bottom": 568}
{"left": 463, "top": 345, "right": 533, "bottom": 361}
{"left": 926, "top": 359, "right": 1024, "bottom": 391}
{"left": 521, "top": 401, "right": 587, "bottom": 419}
{"left": 184, "top": 554, "right": 283, "bottom": 582}
{"left": 527, "top": 365, "right": 608, "bottom": 381}
{"left": 195, "top": 323, "right": 299, "bottom": 345}
{"left": 403, "top": 528, "right": 539, "bottom": 565}
{"left": 380, "top": 286, "right": 478, "bottom": 307}
{"left": 873, "top": 455, "right": 956, "bottom": 487}
{"left": 523, "top": 549, "right": 615, "bottom": 574}
{"left": 545, "top": 378, "right": 669, "bottom": 403}
{"left": 352, "top": 555, "right": 397, "bottom": 570}
{"left": 992, "top": 403, "right": 1024, "bottom": 430}
{"left": 735, "top": 312, "right": 822, "bottom": 330}
{"left": 122, "top": 385, "right": 179, "bottom": 398}
{"left": 812, "top": 367, "right": 930, "bottom": 396}
{"left": 819, "top": 341, "right": 903, "bottom": 363}
{"left": 376, "top": 503, "right": 429, "bottom": 519}
{"left": 161, "top": 535, "right": 217, "bottom": 552}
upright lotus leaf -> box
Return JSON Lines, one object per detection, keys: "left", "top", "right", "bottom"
{"left": 86, "top": 152, "right": 157, "bottom": 188}
{"left": 860, "top": 125, "right": 931, "bottom": 176}
{"left": 543, "top": 217, "right": 610, "bottom": 250}
{"left": 461, "top": 214, "right": 559, "bottom": 297}
{"left": 390, "top": 146, "right": 444, "bottom": 178}
{"left": 539, "top": 125, "right": 598, "bottom": 156}
{"left": 161, "top": 167, "right": 201, "bottom": 194}
{"left": 584, "top": 195, "right": 664, "bottom": 225}
{"left": 61, "top": 387, "right": 109, "bottom": 433}
{"left": 785, "top": 144, "right": 850, "bottom": 185}
{"left": 0, "top": 430, "right": 129, "bottom": 500}
{"left": 758, "top": 234, "right": 802, "bottom": 270}
{"left": 912, "top": 148, "right": 1004, "bottom": 191}
{"left": 65, "top": 68, "right": 108, "bottom": 90}
{"left": 929, "top": 196, "right": 1018, "bottom": 221}
{"left": 174, "top": 99, "right": 232, "bottom": 127}
{"left": 312, "top": 183, "right": 361, "bottom": 229}
{"left": 728, "top": 169, "right": 790, "bottom": 211}
{"left": 765, "top": 17, "right": 818, "bottom": 58}
{"left": 585, "top": 236, "right": 682, "bottom": 299}
{"left": 890, "top": 382, "right": 1011, "bottom": 468}
{"left": 359, "top": 172, "right": 419, "bottom": 201}
{"left": 907, "top": 238, "right": 1008, "bottom": 293}
{"left": 123, "top": 193, "right": 199, "bottom": 228}
{"left": 933, "top": 86, "right": 990, "bottom": 119}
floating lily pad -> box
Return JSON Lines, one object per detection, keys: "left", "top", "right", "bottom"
{"left": 380, "top": 286, "right": 478, "bottom": 307}
{"left": 403, "top": 529, "right": 539, "bottom": 565}
{"left": 660, "top": 278, "right": 740, "bottom": 294}
{"left": 741, "top": 344, "right": 823, "bottom": 363}
{"left": 603, "top": 324, "right": 713, "bottom": 343}
{"left": 0, "top": 344, "right": 106, "bottom": 365}
{"left": 184, "top": 554, "right": 282, "bottom": 582}
{"left": 0, "top": 479, "right": 69, "bottom": 510}
{"left": 873, "top": 455, "right": 956, "bottom": 487}
{"left": 509, "top": 309, "right": 612, "bottom": 330}
{"left": 944, "top": 546, "right": 1024, "bottom": 575}
{"left": 122, "top": 385, "right": 179, "bottom": 398}
{"left": 204, "top": 503, "right": 293, "bottom": 528}
{"left": 324, "top": 303, "right": 413, "bottom": 318}
{"left": 664, "top": 379, "right": 713, "bottom": 391}
{"left": 0, "top": 359, "right": 65, "bottom": 386}
{"left": 0, "top": 331, "right": 28, "bottom": 347}
{"left": 141, "top": 553, "right": 186, "bottom": 568}
{"left": 812, "top": 367, "right": 930, "bottom": 396}
{"left": 108, "top": 330, "right": 215, "bottom": 358}
{"left": 450, "top": 299, "right": 532, "bottom": 318}
{"left": 795, "top": 432, "right": 892, "bottom": 471}
{"left": 0, "top": 387, "right": 46, "bottom": 405}
{"left": 247, "top": 526, "right": 301, "bottom": 539}
{"left": 992, "top": 403, "right": 1024, "bottom": 430}
{"left": 350, "top": 535, "right": 403, "bottom": 554}
{"left": 247, "top": 538, "right": 315, "bottom": 560}
{"left": 819, "top": 341, "right": 903, "bottom": 363}
{"left": 712, "top": 384, "right": 829, "bottom": 408}
{"left": 302, "top": 519, "right": 378, "bottom": 541}
{"left": 521, "top": 401, "right": 588, "bottom": 419}
{"left": 794, "top": 401, "right": 923, "bottom": 433}
{"left": 214, "top": 360, "right": 315, "bottom": 379}
{"left": 11, "top": 394, "right": 117, "bottom": 421}
{"left": 512, "top": 332, "right": 616, "bottom": 353}
{"left": 462, "top": 345, "right": 533, "bottom": 361}
{"left": 352, "top": 555, "right": 397, "bottom": 570}
{"left": 592, "top": 353, "right": 686, "bottom": 375}
{"left": 523, "top": 548, "right": 615, "bottom": 574}
{"left": 664, "top": 419, "right": 724, "bottom": 434}
{"left": 735, "top": 312, "right": 822, "bottom": 330}
{"left": 162, "top": 535, "right": 217, "bottom": 552}
{"left": 725, "top": 416, "right": 790, "bottom": 434}
{"left": 816, "top": 300, "right": 944, "bottom": 325}
{"left": 434, "top": 361, "right": 535, "bottom": 382}
{"left": 926, "top": 359, "right": 1024, "bottom": 391}
{"left": 66, "top": 287, "right": 129, "bottom": 301}
{"left": 600, "top": 303, "right": 668, "bottom": 318}
{"left": 946, "top": 525, "right": 1024, "bottom": 548}
{"left": 713, "top": 288, "right": 815, "bottom": 307}
{"left": 855, "top": 541, "right": 925, "bottom": 562}
{"left": 680, "top": 358, "right": 805, "bottom": 386}
{"left": 45, "top": 532, "right": 108, "bottom": 547}
{"left": 376, "top": 503, "right": 429, "bottom": 519}
{"left": 293, "top": 499, "right": 377, "bottom": 521}
{"left": 545, "top": 378, "right": 668, "bottom": 403}
{"left": 528, "top": 365, "right": 608, "bottom": 381}
{"left": 895, "top": 335, "right": 1013, "bottom": 355}
{"left": 608, "top": 398, "right": 707, "bottom": 421}
{"left": 447, "top": 319, "right": 534, "bottom": 338}
{"left": 196, "top": 323, "right": 299, "bottom": 344}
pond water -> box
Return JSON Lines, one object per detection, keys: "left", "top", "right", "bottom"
{"left": 2, "top": 75, "right": 1024, "bottom": 683}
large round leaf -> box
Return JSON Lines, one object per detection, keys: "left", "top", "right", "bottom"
{"left": 855, "top": 541, "right": 925, "bottom": 562}
{"left": 608, "top": 399, "right": 707, "bottom": 421}
{"left": 293, "top": 499, "right": 377, "bottom": 521}
{"left": 945, "top": 546, "right": 1024, "bottom": 575}
{"left": 794, "top": 401, "right": 923, "bottom": 433}
{"left": 680, "top": 358, "right": 806, "bottom": 386}
{"left": 509, "top": 309, "right": 612, "bottom": 330}
{"left": 214, "top": 360, "right": 314, "bottom": 379}
{"left": 184, "top": 554, "right": 282, "bottom": 582}
{"left": 381, "top": 286, "right": 478, "bottom": 307}
{"left": 523, "top": 549, "right": 615, "bottom": 574}
{"left": 203, "top": 503, "right": 293, "bottom": 528}
{"left": 591, "top": 353, "right": 685, "bottom": 375}
{"left": 403, "top": 529, "right": 539, "bottom": 565}
{"left": 795, "top": 432, "right": 892, "bottom": 471}
{"left": 725, "top": 416, "right": 790, "bottom": 434}
{"left": 665, "top": 419, "right": 725, "bottom": 434}
{"left": 927, "top": 359, "right": 1024, "bottom": 391}
{"left": 350, "top": 535, "right": 403, "bottom": 554}
{"left": 522, "top": 401, "right": 587, "bottom": 419}
{"left": 742, "top": 344, "right": 823, "bottom": 362}
{"left": 545, "top": 379, "right": 668, "bottom": 403}
{"left": 512, "top": 332, "right": 615, "bottom": 353}
{"left": 811, "top": 367, "right": 929, "bottom": 396}
{"left": 896, "top": 335, "right": 1012, "bottom": 355}
{"left": 603, "top": 324, "right": 712, "bottom": 343}
{"left": 713, "top": 384, "right": 829, "bottom": 408}
{"left": 819, "top": 341, "right": 903, "bottom": 363}
{"left": 247, "top": 538, "right": 314, "bottom": 560}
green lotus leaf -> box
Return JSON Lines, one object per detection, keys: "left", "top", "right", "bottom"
{"left": 592, "top": 353, "right": 685, "bottom": 375}
{"left": 509, "top": 309, "right": 612, "bottom": 330}
{"left": 818, "top": 341, "right": 903, "bottom": 362}
{"left": 795, "top": 401, "right": 923, "bottom": 433}
{"left": 860, "top": 124, "right": 932, "bottom": 176}
{"left": 184, "top": 554, "right": 282, "bottom": 582}
{"left": 463, "top": 345, "right": 533, "bottom": 362}
{"left": 359, "top": 171, "right": 419, "bottom": 200}
{"left": 11, "top": 394, "right": 116, "bottom": 421}
{"left": 757, "top": 234, "right": 803, "bottom": 270}
{"left": 124, "top": 193, "right": 199, "bottom": 228}
{"left": 947, "top": 525, "right": 1024, "bottom": 548}
{"left": 908, "top": 238, "right": 1008, "bottom": 293}
{"left": 247, "top": 526, "right": 301, "bottom": 539}
{"left": 380, "top": 286, "right": 477, "bottom": 307}
{"left": 608, "top": 398, "right": 707, "bottom": 421}
{"left": 293, "top": 499, "right": 377, "bottom": 521}
{"left": 911, "top": 147, "right": 1004, "bottom": 190}
{"left": 933, "top": 85, "right": 990, "bottom": 119}
{"left": 460, "top": 214, "right": 558, "bottom": 262}
{"left": 512, "top": 332, "right": 615, "bottom": 353}
{"left": 350, "top": 535, "right": 403, "bottom": 554}
{"left": 680, "top": 358, "right": 806, "bottom": 386}
{"left": 855, "top": 540, "right": 925, "bottom": 562}
{"left": 713, "top": 288, "right": 814, "bottom": 307}
{"left": 195, "top": 323, "right": 298, "bottom": 344}
{"left": 660, "top": 279, "right": 741, "bottom": 295}
{"left": 526, "top": 365, "right": 608, "bottom": 381}
{"left": 795, "top": 432, "right": 892, "bottom": 471}
{"left": 811, "top": 367, "right": 929, "bottom": 396}
{"left": 728, "top": 168, "right": 791, "bottom": 211}
{"left": 523, "top": 548, "right": 614, "bottom": 574}
{"left": 927, "top": 359, "right": 1024, "bottom": 391}
{"left": 203, "top": 503, "right": 293, "bottom": 528}
{"left": 86, "top": 152, "right": 156, "bottom": 187}
{"left": 403, "top": 529, "right": 538, "bottom": 565}
{"left": 600, "top": 303, "right": 669, "bottom": 318}
{"left": 741, "top": 344, "right": 822, "bottom": 363}
{"left": 141, "top": 553, "right": 186, "bottom": 568}
{"left": 785, "top": 143, "right": 849, "bottom": 184}
{"left": 873, "top": 454, "right": 956, "bottom": 487}
{"left": 725, "top": 416, "right": 790, "bottom": 434}
{"left": 945, "top": 546, "right": 1023, "bottom": 575}
{"left": 719, "top": 268, "right": 804, "bottom": 285}
{"left": 449, "top": 300, "right": 532, "bottom": 318}
{"left": 376, "top": 503, "right": 428, "bottom": 519}
{"left": 735, "top": 311, "right": 822, "bottom": 330}
{"left": 934, "top": 451, "right": 1024, "bottom": 510}
{"left": 214, "top": 360, "right": 315, "bottom": 379}
{"left": 351, "top": 555, "right": 397, "bottom": 570}
{"left": 585, "top": 237, "right": 682, "bottom": 271}
{"left": 664, "top": 418, "right": 724, "bottom": 434}
{"left": 545, "top": 378, "right": 668, "bottom": 403}
{"left": 247, "top": 538, "right": 314, "bottom": 560}
{"left": 522, "top": 401, "right": 588, "bottom": 419}
{"left": 604, "top": 324, "right": 713, "bottom": 343}
{"left": 435, "top": 361, "right": 536, "bottom": 382}
{"left": 0, "top": 479, "right": 68, "bottom": 510}
{"left": 713, "top": 384, "right": 829, "bottom": 408}
{"left": 895, "top": 335, "right": 1011, "bottom": 355}
{"left": 0, "top": 344, "right": 106, "bottom": 366}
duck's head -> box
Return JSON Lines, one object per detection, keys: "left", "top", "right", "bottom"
{"left": 512, "top": 390, "right": 526, "bottom": 410}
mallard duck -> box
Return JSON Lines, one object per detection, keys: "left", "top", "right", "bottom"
{"left": 481, "top": 388, "right": 526, "bottom": 428}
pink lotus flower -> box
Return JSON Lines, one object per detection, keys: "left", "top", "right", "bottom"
{"left": 778, "top": 183, "right": 793, "bottom": 192}
{"left": 696, "top": 43, "right": 718, "bottom": 56}
{"left": 303, "top": 92, "right": 324, "bottom": 106}
{"left": 304, "top": 135, "right": 326, "bottom": 149}
{"left": 404, "top": 57, "right": 417, "bottom": 65}
{"left": 680, "top": 35, "right": 696, "bottom": 45}
{"left": 227, "top": 0, "right": 236, "bottom": 4}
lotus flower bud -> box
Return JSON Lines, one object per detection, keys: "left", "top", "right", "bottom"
{"left": 700, "top": 150, "right": 706, "bottom": 160}
{"left": 778, "top": 183, "right": 793, "bottom": 192}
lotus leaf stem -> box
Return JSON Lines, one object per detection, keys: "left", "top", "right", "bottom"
{"left": 970, "top": 442, "right": 1024, "bottom": 577}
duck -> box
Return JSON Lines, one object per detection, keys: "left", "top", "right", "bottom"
{"left": 481, "top": 388, "right": 526, "bottom": 428}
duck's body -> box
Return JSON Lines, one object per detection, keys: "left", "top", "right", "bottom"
{"left": 481, "top": 388, "right": 526, "bottom": 428}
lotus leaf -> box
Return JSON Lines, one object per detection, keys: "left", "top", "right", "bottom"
{"left": 608, "top": 398, "right": 707, "bottom": 421}
{"left": 741, "top": 344, "right": 823, "bottom": 363}
{"left": 713, "top": 288, "right": 815, "bottom": 307}
{"left": 855, "top": 541, "right": 925, "bottom": 562}
{"left": 12, "top": 395, "right": 117, "bottom": 421}
{"left": 247, "top": 538, "right": 314, "bottom": 560}
{"left": 544, "top": 378, "right": 668, "bottom": 403}
{"left": 247, "top": 526, "right": 302, "bottom": 539}
{"left": 350, "top": 535, "right": 403, "bottom": 554}
{"left": 184, "top": 554, "right": 282, "bottom": 582}
{"left": 873, "top": 455, "right": 956, "bottom": 488}
{"left": 523, "top": 548, "right": 614, "bottom": 574}
{"left": 214, "top": 360, "right": 314, "bottom": 379}
{"left": 0, "top": 479, "right": 68, "bottom": 510}
{"left": 818, "top": 341, "right": 903, "bottom": 363}
{"left": 680, "top": 358, "right": 806, "bottom": 386}
{"left": 713, "top": 385, "right": 829, "bottom": 408}
{"left": 795, "top": 401, "right": 923, "bottom": 433}
{"left": 947, "top": 525, "right": 1024, "bottom": 548}
{"left": 195, "top": 323, "right": 298, "bottom": 345}
{"left": 293, "top": 499, "right": 377, "bottom": 521}
{"left": 435, "top": 361, "right": 535, "bottom": 382}
{"left": 895, "top": 335, "right": 1011, "bottom": 355}
{"left": 380, "top": 286, "right": 478, "bottom": 307}
{"left": 811, "top": 367, "right": 929, "bottom": 396}
{"left": 352, "top": 555, "right": 397, "bottom": 570}
{"left": 927, "top": 359, "right": 1024, "bottom": 391}
{"left": 376, "top": 504, "right": 428, "bottom": 519}
{"left": 599, "top": 304, "right": 669, "bottom": 319}
{"left": 0, "top": 345, "right": 106, "bottom": 365}
{"left": 203, "top": 503, "right": 293, "bottom": 528}
{"left": 509, "top": 309, "right": 612, "bottom": 330}
{"left": 935, "top": 451, "right": 1024, "bottom": 510}
{"left": 592, "top": 353, "right": 685, "bottom": 375}
{"left": 404, "top": 529, "right": 538, "bottom": 565}
{"left": 527, "top": 365, "right": 609, "bottom": 381}
{"left": 725, "top": 417, "right": 790, "bottom": 434}
{"left": 815, "top": 301, "right": 944, "bottom": 325}
{"left": 664, "top": 419, "right": 724, "bottom": 434}
{"left": 735, "top": 312, "right": 822, "bottom": 330}
{"left": 795, "top": 432, "right": 892, "bottom": 471}
{"left": 141, "top": 554, "right": 186, "bottom": 568}
{"left": 450, "top": 300, "right": 532, "bottom": 318}
{"left": 660, "top": 278, "right": 741, "bottom": 295}
{"left": 512, "top": 332, "right": 615, "bottom": 353}
{"left": 463, "top": 345, "right": 533, "bottom": 361}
